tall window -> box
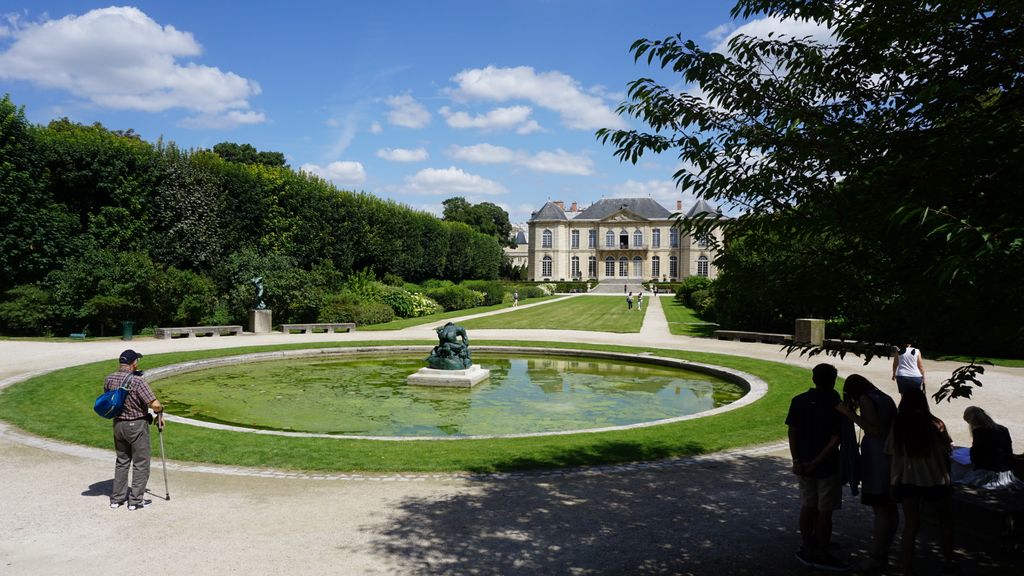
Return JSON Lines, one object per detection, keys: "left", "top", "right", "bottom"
{"left": 619, "top": 229, "right": 629, "bottom": 249}
{"left": 605, "top": 230, "right": 615, "bottom": 248}
{"left": 652, "top": 228, "right": 661, "bottom": 248}
{"left": 669, "top": 228, "right": 679, "bottom": 248}
{"left": 669, "top": 256, "right": 678, "bottom": 278}
{"left": 570, "top": 229, "right": 579, "bottom": 249}
{"left": 571, "top": 256, "right": 580, "bottom": 278}
{"left": 633, "top": 229, "right": 643, "bottom": 248}
{"left": 619, "top": 257, "right": 629, "bottom": 276}
{"left": 541, "top": 255, "right": 552, "bottom": 277}
{"left": 605, "top": 257, "right": 615, "bottom": 276}
{"left": 697, "top": 255, "right": 709, "bottom": 277}
{"left": 588, "top": 229, "right": 597, "bottom": 248}
{"left": 542, "top": 229, "right": 553, "bottom": 248}
{"left": 632, "top": 256, "right": 643, "bottom": 277}
{"left": 588, "top": 256, "right": 597, "bottom": 277}
{"left": 651, "top": 256, "right": 660, "bottom": 278}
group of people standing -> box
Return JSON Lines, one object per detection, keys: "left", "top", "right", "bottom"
{"left": 626, "top": 291, "right": 644, "bottom": 311}
{"left": 786, "top": 344, "right": 1020, "bottom": 574}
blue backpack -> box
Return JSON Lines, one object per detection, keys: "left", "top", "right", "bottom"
{"left": 94, "top": 373, "right": 133, "bottom": 419}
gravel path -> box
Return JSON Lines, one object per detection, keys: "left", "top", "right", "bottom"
{"left": 2, "top": 295, "right": 1021, "bottom": 575}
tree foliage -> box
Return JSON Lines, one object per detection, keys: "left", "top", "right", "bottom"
{"left": 0, "top": 98, "right": 501, "bottom": 335}
{"left": 443, "top": 196, "right": 515, "bottom": 247}
{"left": 598, "top": 1, "right": 1024, "bottom": 357}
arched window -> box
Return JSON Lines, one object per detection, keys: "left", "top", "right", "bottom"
{"left": 588, "top": 256, "right": 597, "bottom": 277}
{"left": 605, "top": 230, "right": 615, "bottom": 248}
{"left": 604, "top": 256, "right": 615, "bottom": 277}
{"left": 697, "top": 255, "right": 709, "bottom": 277}
{"left": 651, "top": 256, "right": 661, "bottom": 278}
{"left": 571, "top": 256, "right": 580, "bottom": 278}
{"left": 669, "top": 228, "right": 679, "bottom": 248}
{"left": 632, "top": 256, "right": 643, "bottom": 277}
{"left": 619, "top": 257, "right": 629, "bottom": 276}
{"left": 633, "top": 229, "right": 643, "bottom": 247}
{"left": 542, "top": 229, "right": 553, "bottom": 248}
{"left": 570, "top": 229, "right": 580, "bottom": 249}
{"left": 652, "top": 228, "right": 661, "bottom": 248}
{"left": 669, "top": 255, "right": 679, "bottom": 278}
{"left": 619, "top": 229, "right": 629, "bottom": 249}
{"left": 541, "top": 255, "right": 552, "bottom": 277}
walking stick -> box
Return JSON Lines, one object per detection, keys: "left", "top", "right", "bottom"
{"left": 158, "top": 422, "right": 170, "bottom": 501}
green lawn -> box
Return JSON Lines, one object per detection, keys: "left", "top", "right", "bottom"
{"left": 461, "top": 295, "right": 645, "bottom": 332}
{"left": 661, "top": 299, "right": 718, "bottom": 337}
{"left": 0, "top": 339, "right": 807, "bottom": 473}
{"left": 358, "top": 295, "right": 561, "bottom": 331}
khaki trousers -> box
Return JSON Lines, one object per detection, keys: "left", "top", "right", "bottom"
{"left": 112, "top": 419, "right": 151, "bottom": 506}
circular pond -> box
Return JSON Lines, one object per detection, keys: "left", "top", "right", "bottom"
{"left": 150, "top": 348, "right": 750, "bottom": 438}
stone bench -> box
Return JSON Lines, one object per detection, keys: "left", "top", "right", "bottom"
{"left": 279, "top": 322, "right": 356, "bottom": 334}
{"left": 69, "top": 332, "right": 87, "bottom": 339}
{"left": 713, "top": 330, "right": 793, "bottom": 344}
{"left": 155, "top": 325, "right": 243, "bottom": 339}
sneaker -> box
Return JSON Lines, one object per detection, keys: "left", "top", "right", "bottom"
{"left": 127, "top": 499, "right": 152, "bottom": 511}
{"left": 109, "top": 500, "right": 125, "bottom": 509}
{"left": 813, "top": 551, "right": 851, "bottom": 572}
{"left": 795, "top": 547, "right": 815, "bottom": 568}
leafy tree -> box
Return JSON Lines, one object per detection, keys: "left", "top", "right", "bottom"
{"left": 443, "top": 197, "right": 515, "bottom": 247}
{"left": 212, "top": 142, "right": 288, "bottom": 168}
{"left": 598, "top": 1, "right": 1024, "bottom": 357}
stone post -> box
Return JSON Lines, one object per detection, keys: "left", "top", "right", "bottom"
{"left": 249, "top": 309, "right": 272, "bottom": 334}
{"left": 794, "top": 318, "right": 825, "bottom": 346}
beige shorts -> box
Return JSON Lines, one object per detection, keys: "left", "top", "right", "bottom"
{"left": 799, "top": 473, "right": 842, "bottom": 511}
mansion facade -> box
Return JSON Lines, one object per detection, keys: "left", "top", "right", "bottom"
{"left": 523, "top": 197, "right": 722, "bottom": 282}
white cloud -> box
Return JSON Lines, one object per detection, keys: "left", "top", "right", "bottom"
{"left": 705, "top": 22, "right": 735, "bottom": 44}
{"left": 385, "top": 94, "right": 431, "bottom": 128}
{"left": 440, "top": 104, "right": 535, "bottom": 131}
{"left": 0, "top": 7, "right": 264, "bottom": 128}
{"left": 449, "top": 65, "right": 627, "bottom": 130}
{"left": 377, "top": 147, "right": 428, "bottom": 162}
{"left": 369, "top": 121, "right": 382, "bottom": 134}
{"left": 402, "top": 167, "right": 507, "bottom": 196}
{"left": 450, "top": 143, "right": 593, "bottom": 176}
{"left": 516, "top": 120, "right": 543, "bottom": 135}
{"left": 300, "top": 161, "right": 367, "bottom": 188}
{"left": 712, "top": 15, "right": 835, "bottom": 53}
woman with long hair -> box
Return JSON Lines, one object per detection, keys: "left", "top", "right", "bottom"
{"left": 959, "top": 406, "right": 1023, "bottom": 489}
{"left": 888, "top": 389, "right": 953, "bottom": 574}
{"left": 836, "top": 374, "right": 898, "bottom": 571}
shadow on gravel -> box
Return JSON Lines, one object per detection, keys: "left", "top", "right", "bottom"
{"left": 81, "top": 478, "right": 113, "bottom": 498}
{"left": 363, "top": 452, "right": 1022, "bottom": 576}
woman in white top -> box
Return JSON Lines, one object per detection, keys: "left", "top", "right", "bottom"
{"left": 892, "top": 343, "right": 925, "bottom": 395}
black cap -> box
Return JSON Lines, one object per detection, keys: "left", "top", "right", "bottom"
{"left": 119, "top": 349, "right": 143, "bottom": 364}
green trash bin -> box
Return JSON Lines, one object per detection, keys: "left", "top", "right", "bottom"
{"left": 121, "top": 320, "right": 135, "bottom": 341}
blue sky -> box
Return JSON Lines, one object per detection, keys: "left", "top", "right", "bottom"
{"left": 0, "top": 2, "right": 821, "bottom": 224}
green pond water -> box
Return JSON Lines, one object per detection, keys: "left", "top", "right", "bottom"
{"left": 153, "top": 353, "right": 744, "bottom": 437}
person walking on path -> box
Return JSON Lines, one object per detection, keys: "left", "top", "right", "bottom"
{"left": 105, "top": 349, "right": 165, "bottom": 511}
{"left": 892, "top": 342, "right": 926, "bottom": 394}
{"left": 512, "top": 290, "right": 519, "bottom": 307}
{"left": 626, "top": 292, "right": 633, "bottom": 310}
{"left": 636, "top": 291, "right": 644, "bottom": 311}
{"left": 786, "top": 363, "right": 849, "bottom": 572}
{"left": 835, "top": 374, "right": 898, "bottom": 572}
{"left": 888, "top": 389, "right": 954, "bottom": 575}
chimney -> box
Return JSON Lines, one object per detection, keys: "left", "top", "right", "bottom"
{"left": 676, "top": 200, "right": 682, "bottom": 211}
{"left": 554, "top": 200, "right": 565, "bottom": 210}
{"left": 569, "top": 201, "right": 578, "bottom": 211}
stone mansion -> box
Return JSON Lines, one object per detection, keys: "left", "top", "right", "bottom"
{"left": 520, "top": 197, "right": 723, "bottom": 283}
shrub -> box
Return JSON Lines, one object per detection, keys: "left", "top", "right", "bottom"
{"left": 462, "top": 280, "right": 505, "bottom": 305}
{"left": 519, "top": 286, "right": 545, "bottom": 299}
{"left": 421, "top": 279, "right": 454, "bottom": 290}
{"left": 318, "top": 293, "right": 395, "bottom": 325}
{"left": 674, "top": 276, "right": 713, "bottom": 306}
{"left": 408, "top": 292, "right": 442, "bottom": 317}
{"left": 553, "top": 281, "right": 588, "bottom": 293}
{"left": 0, "top": 284, "right": 54, "bottom": 335}
{"left": 381, "top": 272, "right": 404, "bottom": 286}
{"left": 535, "top": 283, "right": 557, "bottom": 296}
{"left": 690, "top": 288, "right": 716, "bottom": 320}
{"left": 378, "top": 285, "right": 418, "bottom": 318}
{"left": 425, "top": 285, "right": 484, "bottom": 311}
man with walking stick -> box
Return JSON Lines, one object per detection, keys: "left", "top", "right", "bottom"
{"left": 105, "top": 350, "right": 166, "bottom": 510}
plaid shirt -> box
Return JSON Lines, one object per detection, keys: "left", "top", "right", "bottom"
{"left": 104, "top": 367, "right": 156, "bottom": 421}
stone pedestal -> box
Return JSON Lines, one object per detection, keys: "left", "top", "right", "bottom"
{"left": 795, "top": 318, "right": 825, "bottom": 346}
{"left": 406, "top": 365, "right": 491, "bottom": 388}
{"left": 249, "top": 309, "right": 272, "bottom": 334}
